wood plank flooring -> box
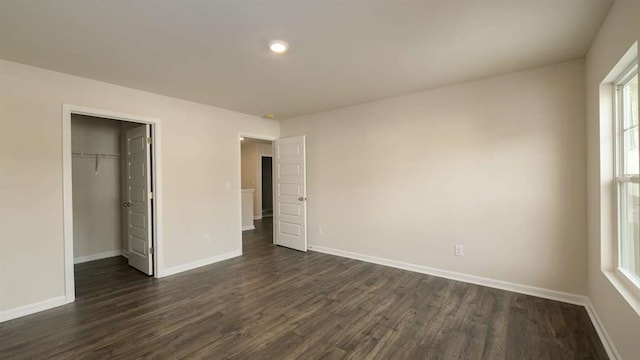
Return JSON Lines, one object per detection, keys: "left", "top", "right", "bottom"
{"left": 0, "top": 219, "right": 607, "bottom": 359}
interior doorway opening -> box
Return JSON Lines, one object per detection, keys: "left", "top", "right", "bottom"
{"left": 261, "top": 156, "right": 273, "bottom": 218}
{"left": 240, "top": 137, "right": 274, "bottom": 232}
{"left": 63, "top": 105, "right": 163, "bottom": 303}
{"left": 71, "top": 113, "right": 155, "bottom": 280}
{"left": 238, "top": 133, "right": 308, "bottom": 252}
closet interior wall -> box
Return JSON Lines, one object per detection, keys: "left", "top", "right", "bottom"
{"left": 71, "top": 114, "right": 142, "bottom": 262}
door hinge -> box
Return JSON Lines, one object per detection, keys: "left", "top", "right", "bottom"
{"left": 147, "top": 137, "right": 152, "bottom": 144}
{"left": 150, "top": 246, "right": 154, "bottom": 254}
{"left": 148, "top": 192, "right": 153, "bottom": 199}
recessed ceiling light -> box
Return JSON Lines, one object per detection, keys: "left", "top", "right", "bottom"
{"left": 269, "top": 40, "right": 289, "bottom": 54}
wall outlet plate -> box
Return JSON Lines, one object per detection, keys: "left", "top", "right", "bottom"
{"left": 455, "top": 244, "right": 464, "bottom": 257}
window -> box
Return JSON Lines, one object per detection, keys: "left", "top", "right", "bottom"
{"left": 616, "top": 62, "right": 639, "bottom": 288}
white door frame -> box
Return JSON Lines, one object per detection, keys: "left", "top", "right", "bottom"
{"left": 238, "top": 132, "right": 276, "bottom": 243}
{"left": 62, "top": 104, "right": 164, "bottom": 303}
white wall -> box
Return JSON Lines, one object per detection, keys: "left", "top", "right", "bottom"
{"left": 0, "top": 59, "right": 279, "bottom": 312}
{"left": 71, "top": 114, "right": 122, "bottom": 259}
{"left": 281, "top": 60, "right": 587, "bottom": 295}
{"left": 585, "top": 0, "right": 640, "bottom": 359}
{"left": 240, "top": 140, "right": 273, "bottom": 218}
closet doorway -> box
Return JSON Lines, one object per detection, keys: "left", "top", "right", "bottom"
{"left": 63, "top": 105, "right": 163, "bottom": 303}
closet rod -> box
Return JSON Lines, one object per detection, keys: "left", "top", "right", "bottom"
{"left": 72, "top": 152, "right": 121, "bottom": 158}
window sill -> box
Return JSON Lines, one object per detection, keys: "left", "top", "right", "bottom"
{"left": 602, "top": 268, "right": 640, "bottom": 316}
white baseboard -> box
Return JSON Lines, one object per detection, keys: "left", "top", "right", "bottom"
{"left": 308, "top": 245, "right": 586, "bottom": 305}
{"left": 159, "top": 250, "right": 242, "bottom": 277}
{"left": 242, "top": 225, "right": 255, "bottom": 231}
{"left": 74, "top": 249, "right": 124, "bottom": 264}
{"left": 0, "top": 296, "right": 68, "bottom": 323}
{"left": 584, "top": 299, "right": 621, "bottom": 360}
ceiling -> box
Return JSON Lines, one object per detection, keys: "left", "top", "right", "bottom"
{"left": 0, "top": 0, "right": 613, "bottom": 119}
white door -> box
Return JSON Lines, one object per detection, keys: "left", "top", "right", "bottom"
{"left": 274, "top": 135, "right": 307, "bottom": 252}
{"left": 125, "top": 125, "right": 153, "bottom": 275}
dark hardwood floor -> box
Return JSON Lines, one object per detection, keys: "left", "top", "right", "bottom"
{"left": 0, "top": 219, "right": 607, "bottom": 359}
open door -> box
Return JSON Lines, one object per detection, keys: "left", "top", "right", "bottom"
{"left": 274, "top": 135, "right": 307, "bottom": 252}
{"left": 124, "top": 125, "right": 153, "bottom": 275}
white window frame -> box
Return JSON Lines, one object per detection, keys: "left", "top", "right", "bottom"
{"left": 614, "top": 61, "right": 640, "bottom": 290}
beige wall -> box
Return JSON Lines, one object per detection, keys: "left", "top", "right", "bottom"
{"left": 241, "top": 142, "right": 257, "bottom": 189}
{"left": 241, "top": 141, "right": 258, "bottom": 218}
{"left": 241, "top": 140, "right": 273, "bottom": 218}
{"left": 0, "top": 59, "right": 279, "bottom": 312}
{"left": 71, "top": 114, "right": 122, "bottom": 258}
{"left": 586, "top": 0, "right": 640, "bottom": 358}
{"left": 281, "top": 60, "right": 587, "bottom": 295}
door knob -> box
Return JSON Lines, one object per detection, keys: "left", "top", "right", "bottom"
{"left": 298, "top": 197, "right": 306, "bottom": 201}
{"left": 122, "top": 202, "right": 132, "bottom": 207}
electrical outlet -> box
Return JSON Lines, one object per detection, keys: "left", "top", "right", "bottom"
{"left": 454, "top": 244, "right": 464, "bottom": 257}
{"left": 317, "top": 225, "right": 323, "bottom": 235}
{"left": 205, "top": 235, "right": 212, "bottom": 244}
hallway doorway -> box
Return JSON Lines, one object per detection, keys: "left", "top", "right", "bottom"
{"left": 261, "top": 156, "right": 273, "bottom": 218}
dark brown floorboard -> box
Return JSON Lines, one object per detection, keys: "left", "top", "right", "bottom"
{"left": 0, "top": 219, "right": 607, "bottom": 359}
